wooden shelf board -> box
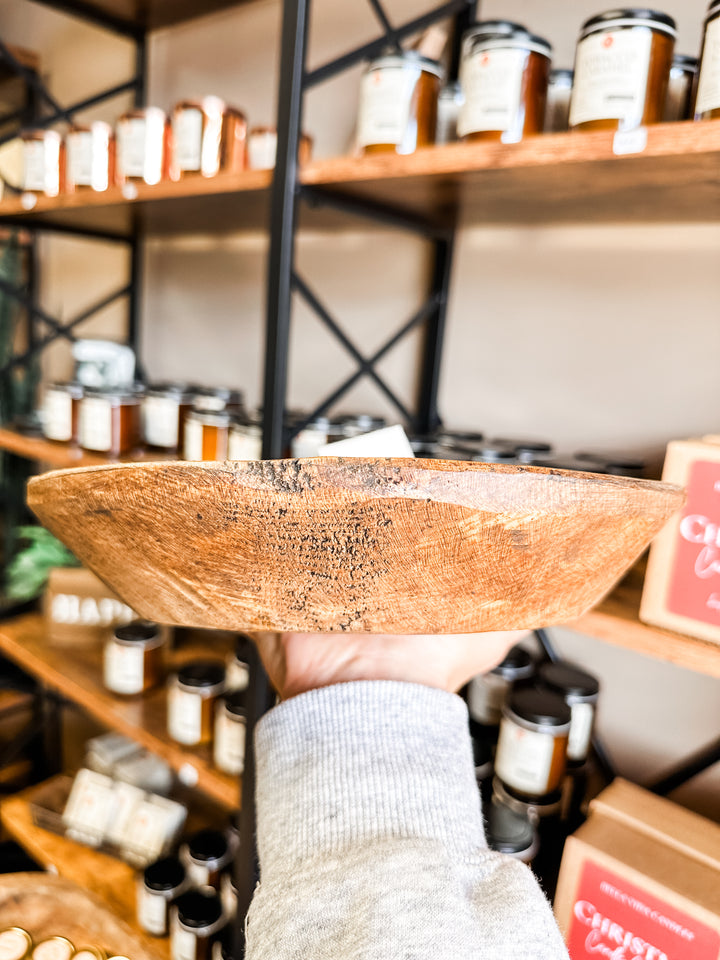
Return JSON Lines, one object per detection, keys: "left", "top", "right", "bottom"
{"left": 1, "top": 777, "right": 169, "bottom": 960}
{"left": 32, "top": 0, "right": 255, "bottom": 32}
{"left": 3, "top": 120, "right": 720, "bottom": 237}
{"left": 569, "top": 564, "right": 720, "bottom": 678}
{"left": 0, "top": 615, "right": 239, "bottom": 808}
{"left": 0, "top": 428, "right": 179, "bottom": 468}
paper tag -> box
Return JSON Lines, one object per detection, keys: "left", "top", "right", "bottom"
{"left": 570, "top": 28, "right": 652, "bottom": 128}
{"left": 613, "top": 126, "right": 647, "bottom": 156}
{"left": 168, "top": 686, "right": 203, "bottom": 745}
{"left": 696, "top": 16, "right": 720, "bottom": 115}
{"left": 319, "top": 424, "right": 415, "bottom": 458}
{"left": 173, "top": 108, "right": 203, "bottom": 172}
{"left": 357, "top": 65, "right": 420, "bottom": 148}
{"left": 457, "top": 47, "right": 526, "bottom": 137}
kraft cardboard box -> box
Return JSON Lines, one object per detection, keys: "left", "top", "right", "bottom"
{"left": 555, "top": 780, "right": 720, "bottom": 960}
{"left": 641, "top": 439, "right": 720, "bottom": 644}
{"left": 43, "top": 566, "right": 137, "bottom": 646}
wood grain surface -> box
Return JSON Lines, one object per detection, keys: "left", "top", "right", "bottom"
{"left": 27, "top": 458, "right": 683, "bottom": 634}
{"left": 0, "top": 874, "right": 162, "bottom": 960}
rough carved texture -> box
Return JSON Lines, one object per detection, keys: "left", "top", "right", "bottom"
{"left": 27, "top": 458, "right": 683, "bottom": 634}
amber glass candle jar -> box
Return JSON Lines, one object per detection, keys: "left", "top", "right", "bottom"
{"left": 104, "top": 621, "right": 165, "bottom": 696}
{"left": 42, "top": 381, "right": 83, "bottom": 444}
{"left": 79, "top": 388, "right": 141, "bottom": 456}
{"left": 116, "top": 107, "right": 169, "bottom": 186}
{"left": 569, "top": 9, "right": 676, "bottom": 131}
{"left": 247, "top": 126, "right": 313, "bottom": 169}
{"left": 538, "top": 661, "right": 599, "bottom": 765}
{"left": 664, "top": 54, "right": 697, "bottom": 121}
{"left": 495, "top": 685, "right": 570, "bottom": 800}
{"left": 171, "top": 97, "right": 247, "bottom": 178}
{"left": 184, "top": 408, "right": 231, "bottom": 461}
{"left": 167, "top": 660, "right": 225, "bottom": 746}
{"left": 459, "top": 26, "right": 552, "bottom": 142}
{"left": 695, "top": 2, "right": 720, "bottom": 119}
{"left": 357, "top": 51, "right": 443, "bottom": 155}
{"left": 65, "top": 122, "right": 114, "bottom": 193}
{"left": 21, "top": 130, "right": 64, "bottom": 197}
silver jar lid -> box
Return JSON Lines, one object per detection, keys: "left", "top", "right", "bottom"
{"left": 579, "top": 9, "right": 677, "bottom": 40}
{"left": 367, "top": 49, "right": 444, "bottom": 80}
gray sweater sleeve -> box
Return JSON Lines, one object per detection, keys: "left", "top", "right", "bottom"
{"left": 247, "top": 680, "right": 570, "bottom": 960}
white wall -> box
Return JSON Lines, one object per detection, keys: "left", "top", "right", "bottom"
{"left": 1, "top": 0, "right": 719, "bottom": 813}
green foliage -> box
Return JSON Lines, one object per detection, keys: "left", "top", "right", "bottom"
{"left": 6, "top": 525, "right": 79, "bottom": 601}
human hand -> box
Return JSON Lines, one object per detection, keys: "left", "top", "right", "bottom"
{"left": 252, "top": 629, "right": 530, "bottom": 700}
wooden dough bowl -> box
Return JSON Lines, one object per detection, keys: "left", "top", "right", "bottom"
{"left": 27, "top": 458, "right": 683, "bottom": 634}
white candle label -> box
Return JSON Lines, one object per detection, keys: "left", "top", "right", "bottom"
{"left": 570, "top": 28, "right": 652, "bottom": 128}
{"left": 67, "top": 131, "right": 94, "bottom": 185}
{"left": 696, "top": 16, "right": 720, "bottom": 115}
{"left": 228, "top": 431, "right": 262, "bottom": 461}
{"left": 138, "top": 886, "right": 170, "bottom": 936}
{"left": 291, "top": 427, "right": 327, "bottom": 458}
{"left": 63, "top": 769, "right": 116, "bottom": 843}
{"left": 184, "top": 418, "right": 203, "bottom": 461}
{"left": 495, "top": 721, "right": 555, "bottom": 795}
{"left": 186, "top": 861, "right": 210, "bottom": 887}
{"left": 0, "top": 931, "right": 29, "bottom": 960}
{"left": 357, "top": 66, "right": 419, "bottom": 148}
{"left": 80, "top": 397, "right": 112, "bottom": 451}
{"left": 225, "top": 658, "right": 250, "bottom": 691}
{"left": 23, "top": 140, "right": 47, "bottom": 192}
{"left": 214, "top": 710, "right": 246, "bottom": 775}
{"left": 144, "top": 395, "right": 180, "bottom": 448}
{"left": 568, "top": 701, "right": 594, "bottom": 762}
{"left": 173, "top": 108, "right": 203, "bottom": 171}
{"left": 43, "top": 389, "right": 73, "bottom": 441}
{"left": 104, "top": 642, "right": 145, "bottom": 694}
{"left": 612, "top": 126, "right": 647, "bottom": 155}
{"left": 118, "top": 118, "right": 147, "bottom": 178}
{"left": 248, "top": 132, "right": 277, "bottom": 170}
{"left": 168, "top": 686, "right": 203, "bottom": 744}
{"left": 172, "top": 923, "right": 197, "bottom": 960}
{"left": 457, "top": 47, "right": 526, "bottom": 137}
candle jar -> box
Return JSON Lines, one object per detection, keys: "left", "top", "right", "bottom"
{"left": 228, "top": 417, "right": 262, "bottom": 460}
{"left": 143, "top": 383, "right": 194, "bottom": 451}
{"left": 104, "top": 621, "right": 165, "bottom": 696}
{"left": 537, "top": 661, "right": 599, "bottom": 765}
{"left": 170, "top": 891, "right": 224, "bottom": 960}
{"left": 664, "top": 54, "right": 698, "bottom": 122}
{"left": 357, "top": 51, "right": 443, "bottom": 155}
{"left": 79, "top": 388, "right": 141, "bottom": 456}
{"left": 495, "top": 685, "right": 570, "bottom": 800}
{"left": 0, "top": 928, "right": 32, "bottom": 960}
{"left": 247, "top": 127, "right": 313, "bottom": 170}
{"left": 184, "top": 409, "right": 231, "bottom": 461}
{"left": 544, "top": 68, "right": 574, "bottom": 131}
{"left": 290, "top": 416, "right": 332, "bottom": 458}
{"left": 569, "top": 9, "right": 676, "bottom": 131}
{"left": 213, "top": 691, "right": 247, "bottom": 776}
{"left": 65, "top": 122, "right": 114, "bottom": 192}
{"left": 459, "top": 25, "right": 552, "bottom": 142}
{"left": 138, "top": 856, "right": 187, "bottom": 937}
{"left": 435, "top": 81, "right": 464, "bottom": 144}
{"left": 42, "top": 381, "right": 83, "bottom": 444}
{"left": 467, "top": 644, "right": 535, "bottom": 730}
{"left": 225, "top": 635, "right": 251, "bottom": 692}
{"left": 21, "top": 130, "right": 64, "bottom": 197}
{"left": 31, "top": 940, "right": 74, "bottom": 960}
{"left": 167, "top": 660, "right": 225, "bottom": 746}
{"left": 181, "top": 829, "right": 233, "bottom": 891}
{"left": 171, "top": 98, "right": 247, "bottom": 179}
{"left": 485, "top": 798, "right": 538, "bottom": 864}
{"left": 696, "top": 3, "right": 720, "bottom": 119}
{"left": 116, "top": 107, "right": 169, "bottom": 186}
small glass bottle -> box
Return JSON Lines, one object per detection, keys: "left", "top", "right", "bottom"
{"left": 31, "top": 939, "right": 74, "bottom": 960}
{"left": 495, "top": 685, "right": 570, "bottom": 799}
{"left": 65, "top": 122, "right": 114, "bottom": 193}
{"left": 214, "top": 691, "right": 247, "bottom": 776}
{"left": 42, "top": 381, "right": 83, "bottom": 444}
{"left": 171, "top": 890, "right": 224, "bottom": 960}
{"left": 467, "top": 644, "right": 535, "bottom": 731}
{"left": 137, "top": 856, "right": 187, "bottom": 937}
{"left": 116, "top": 107, "right": 169, "bottom": 186}
{"left": 537, "top": 661, "right": 599, "bottom": 766}
{"left": 0, "top": 928, "right": 32, "bottom": 960}
{"left": 167, "top": 661, "right": 226, "bottom": 746}
{"left": 79, "top": 388, "right": 142, "bottom": 456}
{"left": 21, "top": 130, "right": 64, "bottom": 197}
{"left": 181, "top": 829, "right": 233, "bottom": 891}
{"left": 171, "top": 98, "right": 247, "bottom": 179}
{"left": 104, "top": 621, "right": 165, "bottom": 696}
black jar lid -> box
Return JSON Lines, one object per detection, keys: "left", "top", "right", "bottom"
{"left": 114, "top": 620, "right": 159, "bottom": 644}
{"left": 580, "top": 9, "right": 677, "bottom": 38}
{"left": 493, "top": 438, "right": 553, "bottom": 456}
{"left": 175, "top": 890, "right": 223, "bottom": 929}
{"left": 187, "top": 828, "right": 230, "bottom": 863}
{"left": 222, "top": 690, "right": 247, "bottom": 718}
{"left": 506, "top": 684, "right": 571, "bottom": 727}
{"left": 177, "top": 660, "right": 226, "bottom": 689}
{"left": 486, "top": 799, "right": 537, "bottom": 856}
{"left": 492, "top": 644, "right": 535, "bottom": 681}
{"left": 144, "top": 855, "right": 185, "bottom": 892}
{"left": 538, "top": 661, "right": 600, "bottom": 700}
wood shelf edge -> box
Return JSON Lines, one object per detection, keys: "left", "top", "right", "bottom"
{"left": 0, "top": 428, "right": 179, "bottom": 468}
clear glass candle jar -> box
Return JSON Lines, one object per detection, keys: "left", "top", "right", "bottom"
{"left": 167, "top": 660, "right": 225, "bottom": 746}
{"left": 143, "top": 383, "right": 194, "bottom": 451}
{"left": 538, "top": 661, "right": 599, "bottom": 765}
{"left": 31, "top": 940, "right": 74, "bottom": 960}
{"left": 42, "top": 381, "right": 83, "bottom": 444}
{"left": 459, "top": 26, "right": 552, "bottom": 142}
{"left": 181, "top": 829, "right": 233, "bottom": 891}
{"left": 138, "top": 856, "right": 187, "bottom": 937}
{"left": 65, "top": 122, "right": 114, "bottom": 193}
{"left": 467, "top": 644, "right": 535, "bottom": 728}
{"left": 569, "top": 9, "right": 676, "bottom": 131}
{"left": 116, "top": 107, "right": 169, "bottom": 186}
{"left": 0, "top": 928, "right": 32, "bottom": 960}
{"left": 21, "top": 130, "right": 64, "bottom": 197}
{"left": 79, "top": 388, "right": 141, "bottom": 456}
{"left": 544, "top": 68, "right": 574, "bottom": 131}
{"left": 104, "top": 620, "right": 165, "bottom": 696}
{"left": 664, "top": 54, "right": 697, "bottom": 121}
{"left": 357, "top": 51, "right": 443, "bottom": 155}
{"left": 695, "top": 3, "right": 720, "bottom": 119}
{"left": 213, "top": 691, "right": 247, "bottom": 776}
{"left": 171, "top": 98, "right": 247, "bottom": 179}
{"left": 247, "top": 126, "right": 312, "bottom": 170}
{"left": 495, "top": 685, "right": 570, "bottom": 799}
{"left": 225, "top": 635, "right": 251, "bottom": 692}
{"left": 228, "top": 416, "right": 262, "bottom": 460}
{"left": 170, "top": 891, "right": 224, "bottom": 960}
{"left": 435, "top": 81, "right": 464, "bottom": 144}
